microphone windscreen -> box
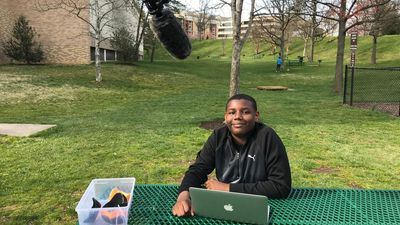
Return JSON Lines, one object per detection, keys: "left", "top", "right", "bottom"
{"left": 151, "top": 9, "right": 191, "bottom": 59}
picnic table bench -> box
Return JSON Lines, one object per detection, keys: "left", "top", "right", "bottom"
{"left": 252, "top": 53, "right": 265, "bottom": 59}
{"left": 287, "top": 58, "right": 304, "bottom": 66}
{"left": 77, "top": 184, "right": 400, "bottom": 224}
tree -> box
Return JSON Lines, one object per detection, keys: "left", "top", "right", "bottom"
{"left": 230, "top": 0, "right": 256, "bottom": 96}
{"left": 166, "top": 0, "right": 186, "bottom": 13}
{"left": 362, "top": 1, "right": 400, "bottom": 64}
{"left": 2, "top": 15, "right": 44, "bottom": 64}
{"left": 256, "top": 0, "right": 303, "bottom": 70}
{"left": 294, "top": 13, "right": 334, "bottom": 62}
{"left": 297, "top": 0, "right": 335, "bottom": 62}
{"left": 194, "top": 0, "right": 214, "bottom": 40}
{"left": 307, "top": 0, "right": 390, "bottom": 94}
{"left": 379, "top": 10, "right": 400, "bottom": 35}
{"left": 37, "top": 0, "right": 128, "bottom": 82}
{"left": 308, "top": 0, "right": 318, "bottom": 62}
{"left": 221, "top": 34, "right": 228, "bottom": 56}
{"left": 126, "top": 0, "right": 149, "bottom": 61}
{"left": 217, "top": 0, "right": 256, "bottom": 96}
{"left": 140, "top": 8, "right": 157, "bottom": 62}
{"left": 250, "top": 25, "right": 263, "bottom": 55}
{"left": 110, "top": 27, "right": 136, "bottom": 62}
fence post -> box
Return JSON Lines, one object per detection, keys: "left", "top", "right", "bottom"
{"left": 350, "top": 66, "right": 355, "bottom": 106}
{"left": 343, "top": 65, "right": 348, "bottom": 104}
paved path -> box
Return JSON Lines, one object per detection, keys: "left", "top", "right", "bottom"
{"left": 0, "top": 123, "right": 56, "bottom": 137}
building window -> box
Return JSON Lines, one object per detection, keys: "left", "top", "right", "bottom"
{"left": 184, "top": 20, "right": 193, "bottom": 34}
{"left": 106, "top": 49, "right": 116, "bottom": 61}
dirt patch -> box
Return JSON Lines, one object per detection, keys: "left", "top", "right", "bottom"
{"left": 257, "top": 86, "right": 288, "bottom": 91}
{"left": 351, "top": 103, "right": 400, "bottom": 117}
{"left": 199, "top": 118, "right": 225, "bottom": 130}
{"left": 348, "top": 182, "right": 363, "bottom": 189}
{"left": 1, "top": 204, "right": 21, "bottom": 212}
{"left": 311, "top": 166, "right": 339, "bottom": 174}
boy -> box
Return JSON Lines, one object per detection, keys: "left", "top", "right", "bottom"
{"left": 172, "top": 94, "right": 291, "bottom": 217}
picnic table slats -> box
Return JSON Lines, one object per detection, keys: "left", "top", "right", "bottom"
{"left": 127, "top": 185, "right": 400, "bottom": 225}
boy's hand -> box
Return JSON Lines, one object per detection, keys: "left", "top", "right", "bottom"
{"left": 172, "top": 191, "right": 194, "bottom": 217}
{"left": 205, "top": 179, "right": 229, "bottom": 192}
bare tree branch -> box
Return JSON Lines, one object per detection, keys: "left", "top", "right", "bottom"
{"left": 35, "top": 0, "right": 130, "bottom": 82}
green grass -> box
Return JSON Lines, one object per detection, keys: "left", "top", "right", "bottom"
{"left": 152, "top": 35, "right": 400, "bottom": 66}
{"left": 1, "top": 36, "right": 400, "bottom": 224}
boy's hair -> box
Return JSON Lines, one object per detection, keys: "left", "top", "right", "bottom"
{"left": 226, "top": 94, "right": 258, "bottom": 111}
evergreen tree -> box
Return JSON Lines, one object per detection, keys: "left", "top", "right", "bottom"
{"left": 111, "top": 27, "right": 136, "bottom": 62}
{"left": 380, "top": 11, "right": 400, "bottom": 35}
{"left": 2, "top": 16, "right": 44, "bottom": 64}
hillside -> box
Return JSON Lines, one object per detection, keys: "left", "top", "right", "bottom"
{"left": 147, "top": 35, "right": 400, "bottom": 66}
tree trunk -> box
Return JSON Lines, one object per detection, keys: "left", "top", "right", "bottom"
{"left": 134, "top": 2, "right": 145, "bottom": 62}
{"left": 280, "top": 32, "right": 285, "bottom": 70}
{"left": 310, "top": 35, "right": 315, "bottom": 62}
{"left": 198, "top": 28, "right": 203, "bottom": 40}
{"left": 303, "top": 38, "right": 308, "bottom": 58}
{"left": 228, "top": 0, "right": 255, "bottom": 96}
{"left": 95, "top": 35, "right": 102, "bottom": 82}
{"left": 309, "top": 0, "right": 317, "bottom": 63}
{"left": 334, "top": 18, "right": 346, "bottom": 94}
{"left": 94, "top": 0, "right": 101, "bottom": 82}
{"left": 230, "top": 39, "right": 241, "bottom": 96}
{"left": 256, "top": 42, "right": 260, "bottom": 54}
{"left": 150, "top": 37, "right": 156, "bottom": 63}
{"left": 222, "top": 37, "right": 225, "bottom": 56}
{"left": 371, "top": 35, "right": 377, "bottom": 64}
{"left": 229, "top": 0, "right": 244, "bottom": 97}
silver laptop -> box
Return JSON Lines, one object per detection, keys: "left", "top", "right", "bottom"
{"left": 189, "top": 187, "right": 270, "bottom": 225}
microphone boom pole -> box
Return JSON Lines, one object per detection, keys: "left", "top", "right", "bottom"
{"left": 144, "top": 0, "right": 192, "bottom": 60}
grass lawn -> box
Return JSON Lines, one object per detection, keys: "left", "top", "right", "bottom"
{"left": 0, "top": 59, "right": 399, "bottom": 225}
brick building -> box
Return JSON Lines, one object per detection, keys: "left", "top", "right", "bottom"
{"left": 0, "top": 0, "right": 141, "bottom": 64}
{"left": 177, "top": 11, "right": 219, "bottom": 40}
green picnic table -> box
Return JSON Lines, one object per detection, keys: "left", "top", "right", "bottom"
{"left": 80, "top": 184, "right": 400, "bottom": 224}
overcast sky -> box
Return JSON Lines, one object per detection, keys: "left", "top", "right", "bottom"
{"left": 180, "top": 0, "right": 231, "bottom": 17}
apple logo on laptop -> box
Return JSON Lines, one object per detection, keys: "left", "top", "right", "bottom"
{"left": 224, "top": 204, "right": 234, "bottom": 211}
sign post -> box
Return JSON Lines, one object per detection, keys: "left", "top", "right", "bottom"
{"left": 350, "top": 51, "right": 356, "bottom": 68}
{"left": 349, "top": 32, "right": 357, "bottom": 105}
{"left": 350, "top": 33, "right": 357, "bottom": 67}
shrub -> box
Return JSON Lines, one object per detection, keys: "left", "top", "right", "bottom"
{"left": 2, "top": 15, "right": 44, "bottom": 64}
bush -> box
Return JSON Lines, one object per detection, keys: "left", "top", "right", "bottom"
{"left": 2, "top": 15, "right": 44, "bottom": 64}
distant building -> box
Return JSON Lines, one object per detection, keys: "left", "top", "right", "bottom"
{"left": 217, "top": 19, "right": 233, "bottom": 39}
{"left": 176, "top": 10, "right": 339, "bottom": 42}
{"left": 177, "top": 11, "right": 219, "bottom": 40}
{"left": 0, "top": 0, "right": 142, "bottom": 64}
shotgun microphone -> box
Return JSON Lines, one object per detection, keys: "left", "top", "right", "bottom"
{"left": 144, "top": 0, "right": 191, "bottom": 59}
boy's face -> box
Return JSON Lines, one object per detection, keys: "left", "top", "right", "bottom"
{"left": 224, "top": 99, "right": 259, "bottom": 139}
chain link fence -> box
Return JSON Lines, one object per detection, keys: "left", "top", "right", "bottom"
{"left": 343, "top": 65, "right": 400, "bottom": 116}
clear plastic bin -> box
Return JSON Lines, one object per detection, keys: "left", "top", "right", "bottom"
{"left": 75, "top": 177, "right": 136, "bottom": 225}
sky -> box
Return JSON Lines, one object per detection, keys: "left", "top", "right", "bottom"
{"left": 180, "top": 0, "right": 254, "bottom": 19}
{"left": 180, "top": 0, "right": 232, "bottom": 17}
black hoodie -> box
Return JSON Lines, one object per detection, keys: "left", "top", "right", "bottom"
{"left": 179, "top": 122, "right": 292, "bottom": 199}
